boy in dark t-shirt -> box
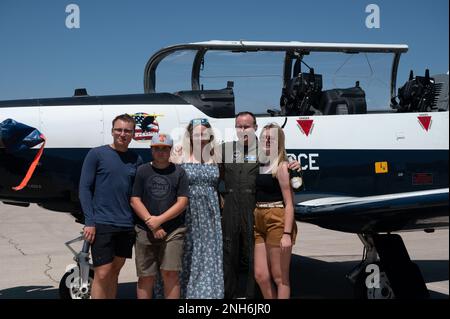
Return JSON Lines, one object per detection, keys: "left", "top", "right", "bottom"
{"left": 131, "top": 133, "right": 189, "bottom": 299}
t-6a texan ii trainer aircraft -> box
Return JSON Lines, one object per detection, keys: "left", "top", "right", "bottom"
{"left": 0, "top": 40, "right": 448, "bottom": 299}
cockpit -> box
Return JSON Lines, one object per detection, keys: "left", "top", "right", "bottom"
{"left": 143, "top": 40, "right": 447, "bottom": 117}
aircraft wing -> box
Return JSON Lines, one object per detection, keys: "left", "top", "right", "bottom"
{"left": 294, "top": 188, "right": 449, "bottom": 233}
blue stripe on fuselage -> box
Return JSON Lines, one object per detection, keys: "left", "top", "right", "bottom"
{"left": 0, "top": 148, "right": 447, "bottom": 209}
{"left": 288, "top": 149, "right": 448, "bottom": 197}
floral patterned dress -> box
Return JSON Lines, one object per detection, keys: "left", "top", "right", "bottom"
{"left": 180, "top": 163, "right": 224, "bottom": 299}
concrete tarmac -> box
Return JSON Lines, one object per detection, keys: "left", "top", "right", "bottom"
{"left": 0, "top": 203, "right": 448, "bottom": 299}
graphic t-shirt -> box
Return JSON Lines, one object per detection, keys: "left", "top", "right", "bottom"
{"left": 132, "top": 163, "right": 189, "bottom": 233}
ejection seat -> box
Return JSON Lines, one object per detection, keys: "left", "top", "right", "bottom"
{"left": 319, "top": 82, "right": 367, "bottom": 115}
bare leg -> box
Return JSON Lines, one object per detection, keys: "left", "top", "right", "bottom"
{"left": 91, "top": 262, "right": 114, "bottom": 299}
{"left": 254, "top": 243, "right": 276, "bottom": 299}
{"left": 268, "top": 245, "right": 292, "bottom": 299}
{"left": 108, "top": 257, "right": 126, "bottom": 298}
{"left": 137, "top": 276, "right": 156, "bottom": 299}
{"left": 161, "top": 270, "right": 180, "bottom": 299}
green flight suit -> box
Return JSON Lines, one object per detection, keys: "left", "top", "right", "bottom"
{"left": 221, "top": 140, "right": 259, "bottom": 298}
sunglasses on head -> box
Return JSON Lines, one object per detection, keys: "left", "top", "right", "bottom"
{"left": 190, "top": 118, "right": 210, "bottom": 126}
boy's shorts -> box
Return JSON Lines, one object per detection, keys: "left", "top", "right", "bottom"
{"left": 134, "top": 226, "right": 186, "bottom": 277}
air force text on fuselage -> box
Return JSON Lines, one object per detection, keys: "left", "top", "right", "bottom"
{"left": 288, "top": 153, "right": 320, "bottom": 171}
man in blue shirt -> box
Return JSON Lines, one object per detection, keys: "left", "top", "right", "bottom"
{"left": 79, "top": 114, "right": 143, "bottom": 299}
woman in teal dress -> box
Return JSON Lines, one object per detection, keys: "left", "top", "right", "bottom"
{"left": 173, "top": 118, "right": 224, "bottom": 299}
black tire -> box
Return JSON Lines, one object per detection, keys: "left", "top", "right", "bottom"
{"left": 59, "top": 267, "right": 94, "bottom": 299}
{"left": 354, "top": 263, "right": 395, "bottom": 299}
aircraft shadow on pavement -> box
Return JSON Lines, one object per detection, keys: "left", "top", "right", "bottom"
{"left": 0, "top": 257, "right": 447, "bottom": 299}
{"left": 0, "top": 284, "right": 137, "bottom": 299}
{"left": 0, "top": 285, "right": 58, "bottom": 299}
{"left": 289, "top": 255, "right": 449, "bottom": 299}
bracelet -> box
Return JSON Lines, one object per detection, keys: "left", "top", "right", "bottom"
{"left": 283, "top": 232, "right": 292, "bottom": 235}
{"left": 144, "top": 216, "right": 152, "bottom": 223}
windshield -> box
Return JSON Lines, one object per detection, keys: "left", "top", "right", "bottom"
{"left": 154, "top": 49, "right": 395, "bottom": 114}
{"left": 299, "top": 52, "right": 393, "bottom": 110}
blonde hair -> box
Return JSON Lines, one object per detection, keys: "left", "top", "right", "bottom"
{"left": 171, "top": 120, "right": 219, "bottom": 164}
{"left": 259, "top": 123, "right": 288, "bottom": 177}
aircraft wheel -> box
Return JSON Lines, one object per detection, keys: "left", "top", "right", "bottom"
{"left": 354, "top": 263, "right": 395, "bottom": 299}
{"left": 59, "top": 267, "right": 94, "bottom": 299}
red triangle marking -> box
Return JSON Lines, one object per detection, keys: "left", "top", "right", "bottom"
{"left": 297, "top": 119, "right": 314, "bottom": 136}
{"left": 418, "top": 116, "right": 432, "bottom": 131}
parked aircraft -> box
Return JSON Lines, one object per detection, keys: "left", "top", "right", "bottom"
{"left": 0, "top": 40, "right": 448, "bottom": 299}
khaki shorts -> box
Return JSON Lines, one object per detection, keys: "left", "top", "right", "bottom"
{"left": 254, "top": 207, "right": 297, "bottom": 246}
{"left": 134, "top": 226, "right": 186, "bottom": 277}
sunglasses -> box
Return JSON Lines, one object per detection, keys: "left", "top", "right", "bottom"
{"left": 190, "top": 118, "right": 210, "bottom": 126}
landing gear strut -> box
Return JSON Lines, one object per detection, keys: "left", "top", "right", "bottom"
{"left": 348, "top": 233, "right": 429, "bottom": 299}
{"left": 59, "top": 235, "right": 94, "bottom": 299}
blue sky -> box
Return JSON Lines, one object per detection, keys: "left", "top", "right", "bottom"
{"left": 0, "top": 0, "right": 448, "bottom": 105}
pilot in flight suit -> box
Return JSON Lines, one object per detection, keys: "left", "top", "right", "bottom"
{"left": 221, "top": 133, "right": 259, "bottom": 299}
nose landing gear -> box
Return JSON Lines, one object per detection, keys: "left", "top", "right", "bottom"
{"left": 59, "top": 235, "right": 94, "bottom": 299}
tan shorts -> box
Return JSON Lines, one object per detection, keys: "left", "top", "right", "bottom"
{"left": 134, "top": 226, "right": 186, "bottom": 277}
{"left": 254, "top": 207, "right": 297, "bottom": 246}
